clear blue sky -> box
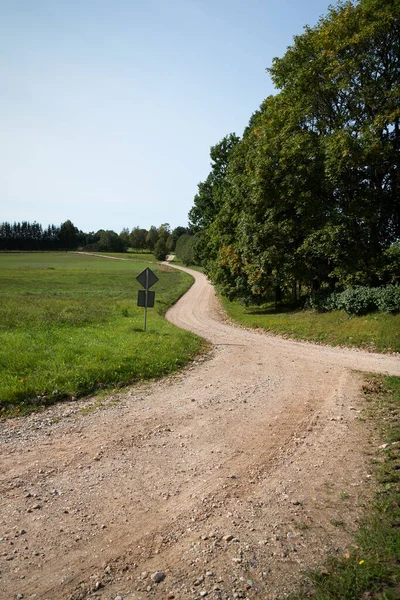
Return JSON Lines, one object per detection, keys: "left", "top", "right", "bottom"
{"left": 1, "top": 0, "right": 332, "bottom": 234}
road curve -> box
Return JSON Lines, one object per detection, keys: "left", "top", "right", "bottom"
{"left": 165, "top": 263, "right": 400, "bottom": 377}
{"left": 1, "top": 263, "right": 399, "bottom": 600}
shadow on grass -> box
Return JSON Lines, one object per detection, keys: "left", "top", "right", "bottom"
{"left": 244, "top": 302, "right": 303, "bottom": 316}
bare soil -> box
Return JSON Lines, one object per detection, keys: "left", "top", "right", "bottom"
{"left": 1, "top": 266, "right": 400, "bottom": 600}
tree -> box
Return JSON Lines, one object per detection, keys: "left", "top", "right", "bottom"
{"left": 188, "top": 133, "right": 241, "bottom": 270}
{"left": 270, "top": 0, "right": 400, "bottom": 286}
{"left": 175, "top": 234, "right": 199, "bottom": 265}
{"left": 189, "top": 0, "right": 400, "bottom": 304}
{"left": 167, "top": 226, "right": 188, "bottom": 252}
{"left": 189, "top": 133, "right": 240, "bottom": 232}
{"left": 146, "top": 226, "right": 159, "bottom": 251}
{"left": 59, "top": 220, "right": 78, "bottom": 250}
{"left": 119, "top": 228, "right": 130, "bottom": 251}
{"left": 129, "top": 227, "right": 147, "bottom": 249}
{"left": 97, "top": 230, "right": 125, "bottom": 252}
{"left": 154, "top": 237, "right": 168, "bottom": 261}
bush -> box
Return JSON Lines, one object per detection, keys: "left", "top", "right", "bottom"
{"left": 375, "top": 285, "right": 400, "bottom": 313}
{"left": 308, "top": 285, "right": 400, "bottom": 315}
{"left": 336, "top": 286, "right": 378, "bottom": 315}
{"left": 307, "top": 288, "right": 339, "bottom": 312}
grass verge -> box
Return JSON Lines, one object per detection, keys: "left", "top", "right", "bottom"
{"left": 0, "top": 253, "right": 204, "bottom": 416}
{"left": 170, "top": 257, "right": 205, "bottom": 273}
{"left": 220, "top": 297, "right": 400, "bottom": 353}
{"left": 289, "top": 376, "right": 400, "bottom": 600}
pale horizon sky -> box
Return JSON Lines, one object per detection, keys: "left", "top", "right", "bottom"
{"left": 2, "top": 0, "right": 334, "bottom": 234}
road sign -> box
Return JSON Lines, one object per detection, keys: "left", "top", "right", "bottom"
{"left": 136, "top": 268, "right": 158, "bottom": 330}
{"left": 136, "top": 268, "right": 158, "bottom": 290}
{"left": 137, "top": 290, "right": 155, "bottom": 308}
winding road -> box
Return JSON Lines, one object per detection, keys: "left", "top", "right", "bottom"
{"left": 1, "top": 264, "right": 399, "bottom": 600}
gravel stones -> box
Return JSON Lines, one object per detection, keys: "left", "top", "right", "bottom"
{"left": 151, "top": 571, "right": 166, "bottom": 583}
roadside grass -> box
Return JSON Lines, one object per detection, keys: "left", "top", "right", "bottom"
{"left": 0, "top": 253, "right": 204, "bottom": 416}
{"left": 289, "top": 376, "right": 400, "bottom": 600}
{"left": 170, "top": 257, "right": 205, "bottom": 273}
{"left": 220, "top": 298, "right": 400, "bottom": 353}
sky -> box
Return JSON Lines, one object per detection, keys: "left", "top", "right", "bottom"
{"left": 1, "top": 0, "right": 333, "bottom": 234}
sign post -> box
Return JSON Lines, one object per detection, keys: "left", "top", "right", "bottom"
{"left": 136, "top": 268, "right": 158, "bottom": 331}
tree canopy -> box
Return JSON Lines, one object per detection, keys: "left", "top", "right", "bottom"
{"left": 189, "top": 0, "right": 400, "bottom": 304}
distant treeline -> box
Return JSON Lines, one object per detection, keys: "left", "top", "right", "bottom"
{"left": 0, "top": 220, "right": 192, "bottom": 259}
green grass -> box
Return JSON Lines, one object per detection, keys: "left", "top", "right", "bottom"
{"left": 220, "top": 298, "right": 400, "bottom": 353}
{"left": 289, "top": 376, "right": 400, "bottom": 600}
{"left": 77, "top": 251, "right": 159, "bottom": 262}
{"left": 170, "top": 257, "right": 205, "bottom": 273}
{"left": 0, "top": 252, "right": 204, "bottom": 415}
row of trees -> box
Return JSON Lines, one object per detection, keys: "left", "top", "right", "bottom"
{"left": 189, "top": 0, "right": 400, "bottom": 305}
{"left": 0, "top": 221, "right": 82, "bottom": 251}
{"left": 0, "top": 220, "right": 190, "bottom": 258}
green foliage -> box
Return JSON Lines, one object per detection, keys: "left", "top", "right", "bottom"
{"left": 189, "top": 0, "right": 400, "bottom": 305}
{"left": 0, "top": 253, "right": 203, "bottom": 414}
{"left": 189, "top": 133, "right": 240, "bottom": 232}
{"left": 154, "top": 237, "right": 168, "bottom": 261}
{"left": 307, "top": 288, "right": 340, "bottom": 313}
{"left": 337, "top": 287, "right": 380, "bottom": 316}
{"left": 376, "top": 285, "right": 400, "bottom": 314}
{"left": 382, "top": 242, "right": 400, "bottom": 283}
{"left": 129, "top": 227, "right": 148, "bottom": 249}
{"left": 309, "top": 285, "right": 400, "bottom": 315}
{"left": 221, "top": 295, "right": 400, "bottom": 353}
{"left": 175, "top": 234, "right": 199, "bottom": 266}
{"left": 96, "top": 229, "right": 126, "bottom": 252}
{"left": 59, "top": 220, "right": 79, "bottom": 249}
{"left": 169, "top": 226, "right": 189, "bottom": 252}
{"left": 145, "top": 226, "right": 159, "bottom": 251}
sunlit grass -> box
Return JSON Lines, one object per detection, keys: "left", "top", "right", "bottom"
{"left": 220, "top": 298, "right": 400, "bottom": 353}
{"left": 0, "top": 253, "right": 203, "bottom": 414}
{"left": 170, "top": 257, "right": 205, "bottom": 273}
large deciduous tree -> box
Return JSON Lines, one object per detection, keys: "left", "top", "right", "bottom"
{"left": 270, "top": 0, "right": 400, "bottom": 287}
{"left": 190, "top": 0, "right": 400, "bottom": 304}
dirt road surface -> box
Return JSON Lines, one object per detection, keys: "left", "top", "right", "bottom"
{"left": 1, "top": 265, "right": 400, "bottom": 600}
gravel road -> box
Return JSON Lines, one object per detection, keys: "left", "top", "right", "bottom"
{"left": 1, "top": 264, "right": 399, "bottom": 600}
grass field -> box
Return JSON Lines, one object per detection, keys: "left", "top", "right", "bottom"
{"left": 78, "top": 251, "right": 158, "bottom": 262}
{"left": 0, "top": 252, "right": 203, "bottom": 415}
{"left": 221, "top": 298, "right": 400, "bottom": 354}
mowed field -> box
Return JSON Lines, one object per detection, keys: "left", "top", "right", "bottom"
{"left": 0, "top": 252, "right": 203, "bottom": 414}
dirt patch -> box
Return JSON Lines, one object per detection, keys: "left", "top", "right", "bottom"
{"left": 1, "top": 267, "right": 399, "bottom": 600}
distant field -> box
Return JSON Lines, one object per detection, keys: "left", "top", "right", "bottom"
{"left": 76, "top": 251, "right": 158, "bottom": 262}
{"left": 0, "top": 252, "right": 203, "bottom": 414}
{"left": 221, "top": 298, "right": 400, "bottom": 353}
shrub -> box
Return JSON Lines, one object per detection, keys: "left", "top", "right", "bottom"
{"left": 308, "top": 288, "right": 339, "bottom": 312}
{"left": 336, "top": 286, "right": 378, "bottom": 315}
{"left": 308, "top": 285, "right": 400, "bottom": 315}
{"left": 375, "top": 285, "right": 400, "bottom": 313}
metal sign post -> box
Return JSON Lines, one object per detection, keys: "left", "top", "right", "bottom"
{"left": 136, "top": 268, "right": 158, "bottom": 331}
{"left": 144, "top": 290, "right": 147, "bottom": 331}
